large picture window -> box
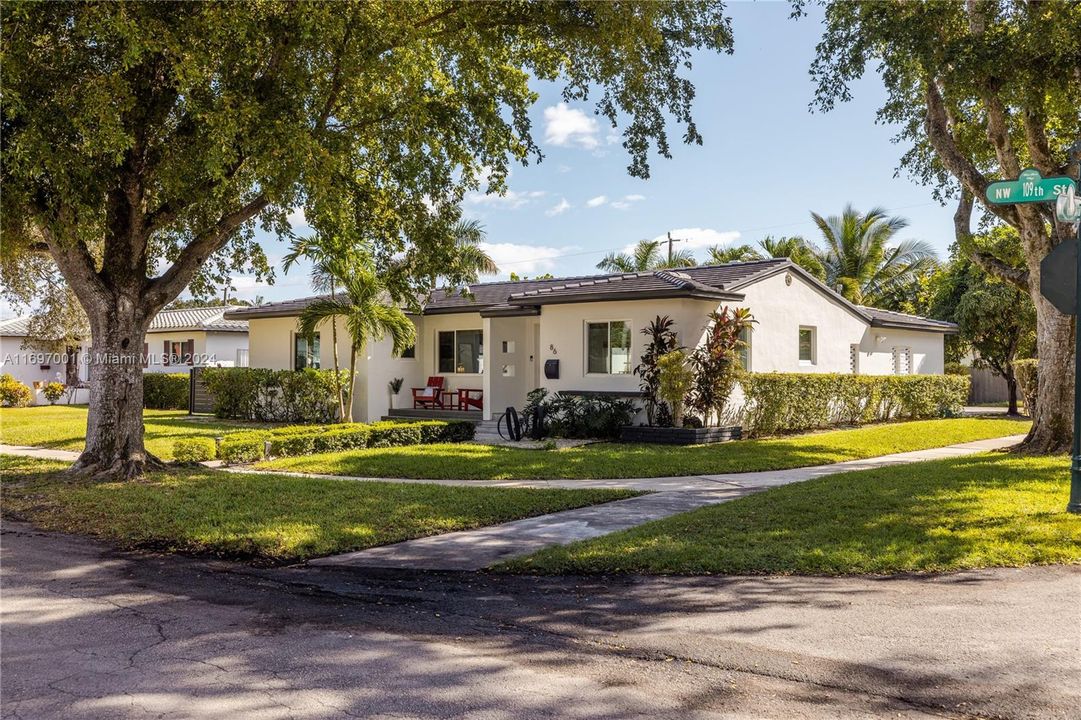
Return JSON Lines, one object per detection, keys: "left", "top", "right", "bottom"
{"left": 586, "top": 321, "right": 631, "bottom": 374}
{"left": 294, "top": 333, "right": 320, "bottom": 370}
{"left": 438, "top": 330, "right": 483, "bottom": 374}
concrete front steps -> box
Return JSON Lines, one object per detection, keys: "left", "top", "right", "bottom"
{"left": 472, "top": 419, "right": 505, "bottom": 443}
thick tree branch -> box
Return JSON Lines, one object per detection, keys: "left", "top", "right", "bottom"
{"left": 953, "top": 191, "right": 1029, "bottom": 291}
{"left": 146, "top": 195, "right": 269, "bottom": 309}
{"left": 144, "top": 156, "right": 247, "bottom": 235}
{"left": 924, "top": 78, "right": 1018, "bottom": 226}
{"left": 40, "top": 215, "right": 108, "bottom": 309}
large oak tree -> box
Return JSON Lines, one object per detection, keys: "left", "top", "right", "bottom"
{"left": 809, "top": 0, "right": 1081, "bottom": 452}
{"left": 1, "top": 1, "right": 732, "bottom": 477}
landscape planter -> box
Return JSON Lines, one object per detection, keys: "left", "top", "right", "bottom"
{"left": 619, "top": 425, "right": 742, "bottom": 445}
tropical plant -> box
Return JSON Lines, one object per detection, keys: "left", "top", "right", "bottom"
{"left": 657, "top": 351, "right": 694, "bottom": 428}
{"left": 298, "top": 253, "right": 416, "bottom": 423}
{"left": 705, "top": 244, "right": 760, "bottom": 264}
{"left": 758, "top": 235, "right": 827, "bottom": 281}
{"left": 42, "top": 381, "right": 66, "bottom": 405}
{"left": 597, "top": 239, "right": 696, "bottom": 273}
{"left": 810, "top": 1, "right": 1080, "bottom": 452}
{"left": 811, "top": 205, "right": 938, "bottom": 306}
{"left": 705, "top": 236, "right": 826, "bottom": 280}
{"left": 689, "top": 307, "right": 756, "bottom": 425}
{"left": 388, "top": 378, "right": 404, "bottom": 395}
{"left": 0, "top": 374, "right": 32, "bottom": 408}
{"left": 634, "top": 315, "right": 681, "bottom": 426}
{"left": 3, "top": 3, "right": 728, "bottom": 477}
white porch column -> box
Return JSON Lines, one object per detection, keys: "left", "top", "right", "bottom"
{"left": 482, "top": 316, "right": 493, "bottom": 421}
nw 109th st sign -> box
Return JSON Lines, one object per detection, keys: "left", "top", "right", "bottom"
{"left": 985, "top": 168, "right": 1076, "bottom": 205}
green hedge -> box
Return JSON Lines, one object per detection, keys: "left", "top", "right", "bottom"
{"left": 173, "top": 437, "right": 217, "bottom": 463}
{"left": 143, "top": 372, "right": 189, "bottom": 410}
{"left": 217, "top": 419, "right": 475, "bottom": 464}
{"left": 740, "top": 373, "right": 970, "bottom": 437}
{"left": 201, "top": 367, "right": 348, "bottom": 423}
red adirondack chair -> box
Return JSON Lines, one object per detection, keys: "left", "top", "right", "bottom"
{"left": 412, "top": 376, "right": 446, "bottom": 409}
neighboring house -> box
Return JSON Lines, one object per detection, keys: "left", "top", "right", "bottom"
{"left": 141, "top": 306, "right": 250, "bottom": 373}
{"left": 0, "top": 306, "right": 249, "bottom": 404}
{"left": 227, "top": 259, "right": 957, "bottom": 423}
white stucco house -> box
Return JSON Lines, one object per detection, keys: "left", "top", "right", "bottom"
{"left": 0, "top": 306, "right": 249, "bottom": 404}
{"left": 225, "top": 259, "right": 957, "bottom": 423}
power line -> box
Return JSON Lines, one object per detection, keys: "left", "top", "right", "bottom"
{"left": 491, "top": 200, "right": 942, "bottom": 268}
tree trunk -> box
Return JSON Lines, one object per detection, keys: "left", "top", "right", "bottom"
{"left": 345, "top": 345, "right": 357, "bottom": 423}
{"left": 1020, "top": 291, "right": 1074, "bottom": 453}
{"left": 70, "top": 300, "right": 165, "bottom": 479}
{"left": 329, "top": 278, "right": 344, "bottom": 421}
{"left": 1004, "top": 364, "right": 1019, "bottom": 417}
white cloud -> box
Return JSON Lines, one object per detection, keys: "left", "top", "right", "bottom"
{"left": 557, "top": 164, "right": 572, "bottom": 173}
{"left": 543, "top": 104, "right": 600, "bottom": 149}
{"left": 610, "top": 194, "right": 646, "bottom": 210}
{"left": 585, "top": 195, "right": 608, "bottom": 208}
{"left": 465, "top": 189, "right": 546, "bottom": 209}
{"left": 287, "top": 207, "right": 309, "bottom": 230}
{"left": 651, "top": 227, "right": 742, "bottom": 250}
{"left": 546, "top": 198, "right": 572, "bottom": 216}
{"left": 479, "top": 242, "right": 577, "bottom": 276}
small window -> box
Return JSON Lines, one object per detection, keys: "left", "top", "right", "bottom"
{"left": 401, "top": 344, "right": 416, "bottom": 359}
{"left": 438, "top": 330, "right": 484, "bottom": 374}
{"left": 586, "top": 321, "right": 631, "bottom": 375}
{"left": 798, "top": 326, "right": 816, "bottom": 365}
{"left": 849, "top": 344, "right": 860, "bottom": 374}
{"left": 893, "top": 347, "right": 911, "bottom": 375}
{"left": 738, "top": 327, "right": 752, "bottom": 371}
{"left": 164, "top": 339, "right": 194, "bottom": 366}
{"left": 294, "top": 333, "right": 320, "bottom": 370}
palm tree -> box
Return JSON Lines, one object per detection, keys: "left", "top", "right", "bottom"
{"left": 298, "top": 252, "right": 416, "bottom": 423}
{"left": 811, "top": 205, "right": 938, "bottom": 305}
{"left": 757, "top": 235, "right": 827, "bottom": 281}
{"left": 705, "top": 244, "right": 761, "bottom": 264}
{"left": 445, "top": 219, "right": 499, "bottom": 277}
{"left": 597, "top": 239, "right": 696, "bottom": 272}
{"left": 283, "top": 234, "right": 348, "bottom": 419}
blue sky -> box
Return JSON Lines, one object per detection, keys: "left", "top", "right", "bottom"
{"left": 237, "top": 2, "right": 958, "bottom": 303}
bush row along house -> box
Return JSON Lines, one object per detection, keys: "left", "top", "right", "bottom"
{"left": 0, "top": 306, "right": 249, "bottom": 405}
{"left": 226, "top": 259, "right": 957, "bottom": 423}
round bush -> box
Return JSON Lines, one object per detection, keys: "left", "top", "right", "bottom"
{"left": 42, "top": 381, "right": 66, "bottom": 404}
{"left": 0, "top": 374, "right": 33, "bottom": 408}
{"left": 173, "top": 437, "right": 217, "bottom": 463}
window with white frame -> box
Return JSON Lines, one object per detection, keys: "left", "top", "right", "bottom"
{"left": 849, "top": 344, "right": 860, "bottom": 374}
{"left": 893, "top": 346, "right": 912, "bottom": 375}
{"left": 586, "top": 320, "right": 632, "bottom": 374}
{"left": 438, "top": 329, "right": 483, "bottom": 373}
{"left": 798, "top": 326, "right": 816, "bottom": 365}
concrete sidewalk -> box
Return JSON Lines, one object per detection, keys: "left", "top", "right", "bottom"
{"left": 308, "top": 434, "right": 1026, "bottom": 571}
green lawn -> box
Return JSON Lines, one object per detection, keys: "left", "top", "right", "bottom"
{"left": 501, "top": 453, "right": 1081, "bottom": 575}
{"left": 258, "top": 418, "right": 1030, "bottom": 480}
{"left": 0, "top": 406, "right": 254, "bottom": 461}
{"left": 0, "top": 455, "right": 637, "bottom": 563}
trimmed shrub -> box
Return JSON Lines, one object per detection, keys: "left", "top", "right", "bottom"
{"left": 173, "top": 437, "right": 217, "bottom": 463}
{"left": 1015, "top": 359, "right": 1038, "bottom": 417}
{"left": 144, "top": 372, "right": 189, "bottom": 410}
{"left": 201, "top": 367, "right": 347, "bottom": 423}
{"left": 42, "top": 381, "right": 66, "bottom": 404}
{"left": 219, "top": 432, "right": 269, "bottom": 464}
{"left": 521, "top": 389, "right": 638, "bottom": 440}
{"left": 0, "top": 374, "right": 33, "bottom": 407}
{"left": 740, "top": 373, "right": 970, "bottom": 437}
{"left": 368, "top": 421, "right": 423, "bottom": 448}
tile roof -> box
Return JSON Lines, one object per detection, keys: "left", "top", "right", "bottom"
{"left": 860, "top": 306, "right": 959, "bottom": 333}
{"left": 223, "top": 258, "right": 956, "bottom": 333}
{"left": 0, "top": 306, "right": 248, "bottom": 337}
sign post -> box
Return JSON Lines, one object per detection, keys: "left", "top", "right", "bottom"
{"left": 986, "top": 159, "right": 1081, "bottom": 514}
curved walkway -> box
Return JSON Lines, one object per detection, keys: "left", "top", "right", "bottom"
{"left": 0, "top": 434, "right": 1028, "bottom": 571}
{"left": 306, "top": 434, "right": 1026, "bottom": 570}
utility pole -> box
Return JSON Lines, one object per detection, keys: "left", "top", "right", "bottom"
{"left": 666, "top": 231, "right": 684, "bottom": 264}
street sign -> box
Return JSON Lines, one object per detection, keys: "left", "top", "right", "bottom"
{"left": 985, "top": 168, "right": 1076, "bottom": 205}
{"left": 1040, "top": 239, "right": 1077, "bottom": 316}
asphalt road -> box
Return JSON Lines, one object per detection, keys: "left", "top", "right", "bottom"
{"left": 2, "top": 523, "right": 1078, "bottom": 719}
